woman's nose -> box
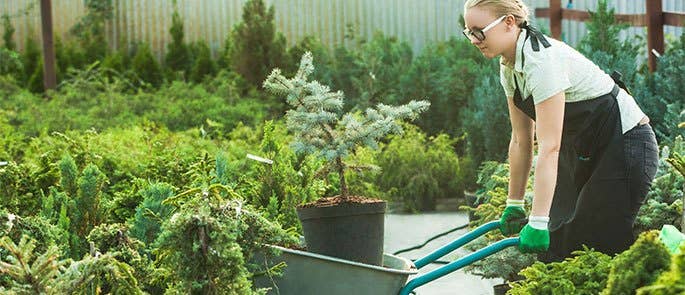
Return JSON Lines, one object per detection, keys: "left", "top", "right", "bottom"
{"left": 469, "top": 37, "right": 481, "bottom": 45}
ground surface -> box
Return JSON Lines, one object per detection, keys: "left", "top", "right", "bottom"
{"left": 384, "top": 211, "right": 504, "bottom": 295}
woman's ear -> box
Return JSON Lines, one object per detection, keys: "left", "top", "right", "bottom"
{"left": 505, "top": 15, "right": 516, "bottom": 30}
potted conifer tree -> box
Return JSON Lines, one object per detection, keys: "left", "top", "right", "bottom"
{"left": 263, "top": 52, "right": 429, "bottom": 266}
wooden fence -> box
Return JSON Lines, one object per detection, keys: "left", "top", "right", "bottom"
{"left": 535, "top": 0, "right": 685, "bottom": 71}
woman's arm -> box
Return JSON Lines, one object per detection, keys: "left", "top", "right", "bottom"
{"left": 506, "top": 96, "right": 534, "bottom": 201}
{"left": 531, "top": 91, "right": 565, "bottom": 216}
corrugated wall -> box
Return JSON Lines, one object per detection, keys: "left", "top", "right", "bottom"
{"left": 0, "top": 0, "right": 682, "bottom": 59}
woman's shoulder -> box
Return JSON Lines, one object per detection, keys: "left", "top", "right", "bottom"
{"left": 520, "top": 35, "right": 569, "bottom": 66}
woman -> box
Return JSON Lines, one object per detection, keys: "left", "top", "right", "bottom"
{"left": 463, "top": 0, "right": 658, "bottom": 262}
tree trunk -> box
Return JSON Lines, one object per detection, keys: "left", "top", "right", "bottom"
{"left": 337, "top": 157, "right": 347, "bottom": 198}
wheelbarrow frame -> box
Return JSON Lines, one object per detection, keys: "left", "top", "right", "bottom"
{"left": 253, "top": 220, "right": 519, "bottom": 295}
{"left": 398, "top": 220, "right": 520, "bottom": 295}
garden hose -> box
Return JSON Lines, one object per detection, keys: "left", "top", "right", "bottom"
{"left": 393, "top": 222, "right": 470, "bottom": 265}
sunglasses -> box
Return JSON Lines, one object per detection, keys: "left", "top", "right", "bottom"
{"left": 463, "top": 15, "right": 507, "bottom": 42}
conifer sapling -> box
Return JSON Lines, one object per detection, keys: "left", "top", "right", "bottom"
{"left": 263, "top": 52, "right": 429, "bottom": 202}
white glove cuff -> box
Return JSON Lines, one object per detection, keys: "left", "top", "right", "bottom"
{"left": 528, "top": 216, "right": 549, "bottom": 230}
{"left": 506, "top": 199, "right": 525, "bottom": 207}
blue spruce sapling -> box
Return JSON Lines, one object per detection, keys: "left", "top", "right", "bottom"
{"left": 263, "top": 51, "right": 429, "bottom": 201}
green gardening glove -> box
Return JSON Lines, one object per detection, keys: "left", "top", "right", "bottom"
{"left": 499, "top": 199, "right": 527, "bottom": 236}
{"left": 518, "top": 216, "right": 550, "bottom": 253}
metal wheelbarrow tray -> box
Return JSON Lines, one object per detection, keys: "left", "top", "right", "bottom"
{"left": 253, "top": 220, "right": 519, "bottom": 295}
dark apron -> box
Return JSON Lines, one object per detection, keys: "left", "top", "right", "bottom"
{"left": 512, "top": 26, "right": 644, "bottom": 262}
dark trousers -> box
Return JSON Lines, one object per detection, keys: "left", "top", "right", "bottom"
{"left": 540, "top": 123, "right": 659, "bottom": 263}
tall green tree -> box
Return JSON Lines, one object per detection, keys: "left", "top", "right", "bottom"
{"left": 21, "top": 35, "right": 40, "bottom": 86}
{"left": 165, "top": 4, "right": 191, "bottom": 79}
{"left": 2, "top": 14, "right": 15, "bottom": 51}
{"left": 70, "top": 0, "right": 114, "bottom": 64}
{"left": 229, "top": 0, "right": 287, "bottom": 88}
{"left": 132, "top": 43, "right": 163, "bottom": 88}
{"left": 578, "top": 0, "right": 631, "bottom": 57}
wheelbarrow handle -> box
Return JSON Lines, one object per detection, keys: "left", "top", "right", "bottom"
{"left": 398, "top": 221, "right": 520, "bottom": 295}
{"left": 413, "top": 220, "right": 500, "bottom": 269}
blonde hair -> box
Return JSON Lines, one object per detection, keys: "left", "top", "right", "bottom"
{"left": 464, "top": 0, "right": 530, "bottom": 26}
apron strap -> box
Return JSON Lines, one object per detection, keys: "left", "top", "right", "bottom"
{"left": 520, "top": 21, "right": 551, "bottom": 52}
{"left": 610, "top": 70, "right": 632, "bottom": 95}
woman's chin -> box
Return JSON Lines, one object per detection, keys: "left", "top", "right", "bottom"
{"left": 480, "top": 50, "right": 497, "bottom": 59}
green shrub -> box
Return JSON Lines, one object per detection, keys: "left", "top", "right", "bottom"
{"left": 155, "top": 184, "right": 298, "bottom": 294}
{"left": 18, "top": 34, "right": 44, "bottom": 93}
{"left": 1, "top": 64, "right": 267, "bottom": 136}
{"left": 400, "top": 37, "right": 481, "bottom": 138}
{"left": 0, "top": 111, "right": 25, "bottom": 160}
{"left": 648, "top": 46, "right": 685, "bottom": 142}
{"left": 56, "top": 252, "right": 143, "bottom": 294}
{"left": 635, "top": 136, "right": 685, "bottom": 233}
{"left": 343, "top": 144, "right": 386, "bottom": 202}
{"left": 131, "top": 43, "right": 163, "bottom": 88}
{"left": 87, "top": 223, "right": 161, "bottom": 293}
{"left": 67, "top": 163, "right": 108, "bottom": 255}
{"left": 150, "top": 81, "right": 267, "bottom": 133}
{"left": 249, "top": 120, "right": 327, "bottom": 231}
{"left": 0, "top": 48, "right": 21, "bottom": 76}
{"left": 638, "top": 244, "right": 685, "bottom": 294}
{"left": 27, "top": 57, "right": 44, "bottom": 93}
{"left": 633, "top": 28, "right": 685, "bottom": 144}
{"left": 602, "top": 230, "right": 671, "bottom": 294}
{"left": 509, "top": 248, "right": 613, "bottom": 295}
{"left": 0, "top": 209, "right": 65, "bottom": 257}
{"left": 54, "top": 36, "right": 88, "bottom": 77}
{"left": 460, "top": 161, "right": 536, "bottom": 282}
{"left": 460, "top": 61, "right": 510, "bottom": 169}
{"left": 285, "top": 36, "right": 334, "bottom": 86}
{"left": 189, "top": 41, "right": 217, "bottom": 83}
{"left": 330, "top": 45, "right": 364, "bottom": 109}
{"left": 376, "top": 123, "right": 464, "bottom": 212}
{"left": 347, "top": 32, "right": 413, "bottom": 111}
{"left": 130, "top": 182, "right": 175, "bottom": 245}
{"left": 101, "top": 48, "right": 129, "bottom": 79}
{"left": 0, "top": 161, "right": 39, "bottom": 215}
{"left": 0, "top": 74, "right": 20, "bottom": 97}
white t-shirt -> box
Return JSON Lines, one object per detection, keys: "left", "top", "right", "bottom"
{"left": 499, "top": 30, "right": 646, "bottom": 134}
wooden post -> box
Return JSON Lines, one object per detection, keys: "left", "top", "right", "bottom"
{"left": 646, "top": 0, "right": 664, "bottom": 72}
{"left": 550, "top": 0, "right": 562, "bottom": 39}
{"left": 39, "top": 0, "right": 56, "bottom": 90}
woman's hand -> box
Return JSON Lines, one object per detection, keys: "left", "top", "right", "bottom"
{"left": 500, "top": 199, "right": 527, "bottom": 236}
{"left": 518, "top": 219, "right": 550, "bottom": 253}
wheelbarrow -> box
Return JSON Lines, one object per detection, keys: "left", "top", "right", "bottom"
{"left": 253, "top": 220, "right": 520, "bottom": 295}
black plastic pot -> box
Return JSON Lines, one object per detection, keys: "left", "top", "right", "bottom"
{"left": 296, "top": 200, "right": 386, "bottom": 266}
{"left": 464, "top": 191, "right": 480, "bottom": 220}
{"left": 493, "top": 283, "right": 511, "bottom": 295}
